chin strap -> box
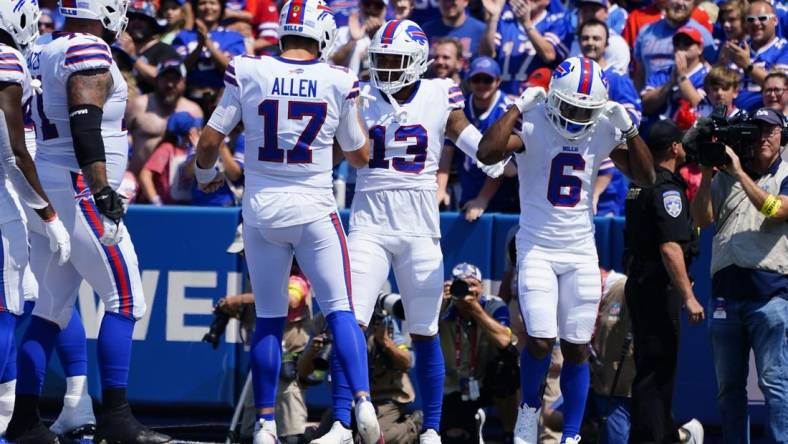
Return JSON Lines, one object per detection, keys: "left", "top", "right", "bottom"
{"left": 385, "top": 91, "right": 409, "bottom": 123}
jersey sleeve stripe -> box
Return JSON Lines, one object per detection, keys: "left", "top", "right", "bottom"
{"left": 0, "top": 63, "right": 23, "bottom": 72}
{"left": 226, "top": 64, "right": 236, "bottom": 74}
{"left": 224, "top": 74, "right": 239, "bottom": 87}
{"left": 346, "top": 89, "right": 359, "bottom": 99}
{"left": 0, "top": 53, "right": 20, "bottom": 60}
{"left": 449, "top": 95, "right": 464, "bottom": 103}
{"left": 64, "top": 53, "right": 113, "bottom": 65}
{"left": 66, "top": 43, "right": 110, "bottom": 55}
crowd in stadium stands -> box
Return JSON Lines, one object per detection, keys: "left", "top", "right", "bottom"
{"left": 72, "top": 0, "right": 784, "bottom": 222}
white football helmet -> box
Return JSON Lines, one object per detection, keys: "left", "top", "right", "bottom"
{"left": 278, "top": 0, "right": 337, "bottom": 62}
{"left": 545, "top": 57, "right": 609, "bottom": 140}
{"left": 59, "top": 0, "right": 129, "bottom": 40}
{"left": 0, "top": 0, "right": 41, "bottom": 56}
{"left": 368, "top": 19, "right": 429, "bottom": 95}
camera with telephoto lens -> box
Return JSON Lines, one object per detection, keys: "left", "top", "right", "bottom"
{"left": 373, "top": 292, "right": 406, "bottom": 321}
{"left": 686, "top": 105, "right": 761, "bottom": 167}
{"left": 203, "top": 303, "right": 231, "bottom": 349}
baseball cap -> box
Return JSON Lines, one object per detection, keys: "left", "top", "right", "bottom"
{"left": 468, "top": 57, "right": 501, "bottom": 79}
{"left": 673, "top": 26, "right": 702, "bottom": 45}
{"left": 752, "top": 107, "right": 786, "bottom": 127}
{"left": 166, "top": 112, "right": 203, "bottom": 137}
{"left": 128, "top": 0, "right": 167, "bottom": 28}
{"left": 526, "top": 67, "right": 552, "bottom": 90}
{"left": 157, "top": 59, "right": 187, "bottom": 78}
{"left": 451, "top": 262, "right": 482, "bottom": 281}
{"left": 576, "top": 0, "right": 609, "bottom": 8}
{"left": 647, "top": 119, "right": 684, "bottom": 153}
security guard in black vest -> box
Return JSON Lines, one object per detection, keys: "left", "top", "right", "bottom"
{"left": 624, "top": 120, "right": 705, "bottom": 444}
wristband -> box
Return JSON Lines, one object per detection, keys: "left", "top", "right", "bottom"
{"left": 195, "top": 160, "right": 218, "bottom": 184}
{"left": 623, "top": 125, "right": 639, "bottom": 139}
{"left": 760, "top": 194, "right": 782, "bottom": 217}
{"left": 678, "top": 75, "right": 688, "bottom": 83}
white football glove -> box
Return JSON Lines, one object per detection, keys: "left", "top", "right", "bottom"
{"left": 514, "top": 87, "right": 546, "bottom": 114}
{"left": 604, "top": 101, "right": 638, "bottom": 139}
{"left": 99, "top": 218, "right": 123, "bottom": 246}
{"left": 44, "top": 215, "right": 70, "bottom": 265}
{"left": 476, "top": 157, "right": 508, "bottom": 179}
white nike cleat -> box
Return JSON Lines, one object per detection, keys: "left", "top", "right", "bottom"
{"left": 253, "top": 418, "right": 279, "bottom": 444}
{"left": 50, "top": 376, "right": 96, "bottom": 436}
{"left": 563, "top": 435, "right": 581, "bottom": 444}
{"left": 419, "top": 428, "right": 441, "bottom": 444}
{"left": 680, "top": 418, "right": 704, "bottom": 444}
{"left": 355, "top": 400, "right": 383, "bottom": 444}
{"left": 310, "top": 421, "right": 353, "bottom": 444}
{"left": 513, "top": 405, "right": 540, "bottom": 444}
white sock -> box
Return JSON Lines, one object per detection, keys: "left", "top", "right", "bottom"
{"left": 63, "top": 375, "right": 87, "bottom": 407}
{"left": 0, "top": 380, "right": 16, "bottom": 435}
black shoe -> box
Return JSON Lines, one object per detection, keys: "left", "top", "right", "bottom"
{"left": 93, "top": 403, "right": 172, "bottom": 444}
{"left": 6, "top": 421, "right": 78, "bottom": 444}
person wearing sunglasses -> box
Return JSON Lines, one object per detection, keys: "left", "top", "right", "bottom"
{"left": 724, "top": 0, "right": 788, "bottom": 112}
{"left": 763, "top": 70, "right": 788, "bottom": 116}
{"left": 437, "top": 56, "right": 516, "bottom": 222}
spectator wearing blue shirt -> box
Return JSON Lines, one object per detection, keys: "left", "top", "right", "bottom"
{"left": 566, "top": 0, "right": 630, "bottom": 76}
{"left": 723, "top": 1, "right": 788, "bottom": 112}
{"left": 642, "top": 26, "right": 710, "bottom": 124}
{"left": 714, "top": 0, "right": 747, "bottom": 66}
{"left": 479, "top": 0, "right": 568, "bottom": 96}
{"left": 578, "top": 19, "right": 642, "bottom": 125}
{"left": 633, "top": 0, "right": 715, "bottom": 90}
{"left": 422, "top": 0, "right": 486, "bottom": 61}
{"left": 409, "top": 0, "right": 442, "bottom": 27}
{"left": 438, "top": 57, "right": 515, "bottom": 221}
{"left": 329, "top": 0, "right": 388, "bottom": 75}
{"left": 173, "top": 0, "right": 247, "bottom": 92}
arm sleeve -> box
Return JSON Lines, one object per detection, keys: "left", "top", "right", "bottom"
{"left": 335, "top": 76, "right": 366, "bottom": 152}
{"left": 0, "top": 49, "right": 26, "bottom": 85}
{"left": 62, "top": 37, "right": 113, "bottom": 75}
{"left": 652, "top": 185, "right": 692, "bottom": 244}
{"left": 206, "top": 59, "right": 243, "bottom": 135}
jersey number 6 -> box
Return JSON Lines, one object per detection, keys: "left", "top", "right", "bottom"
{"left": 258, "top": 99, "right": 327, "bottom": 164}
{"left": 547, "top": 152, "right": 585, "bottom": 207}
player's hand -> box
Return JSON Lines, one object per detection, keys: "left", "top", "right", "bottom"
{"left": 93, "top": 186, "right": 125, "bottom": 246}
{"left": 462, "top": 196, "right": 490, "bottom": 222}
{"left": 44, "top": 215, "right": 70, "bottom": 265}
{"left": 604, "top": 101, "right": 637, "bottom": 138}
{"left": 436, "top": 188, "right": 451, "bottom": 208}
{"left": 684, "top": 296, "right": 705, "bottom": 325}
{"left": 514, "top": 87, "right": 546, "bottom": 114}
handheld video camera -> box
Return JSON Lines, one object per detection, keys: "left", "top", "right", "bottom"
{"left": 373, "top": 292, "right": 406, "bottom": 321}
{"left": 686, "top": 105, "right": 761, "bottom": 167}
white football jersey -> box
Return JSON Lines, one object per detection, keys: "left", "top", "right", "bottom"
{"left": 354, "top": 78, "right": 464, "bottom": 192}
{"left": 515, "top": 102, "right": 620, "bottom": 260}
{"left": 207, "top": 55, "right": 365, "bottom": 227}
{"left": 31, "top": 32, "right": 129, "bottom": 187}
{"left": 0, "top": 43, "right": 33, "bottom": 225}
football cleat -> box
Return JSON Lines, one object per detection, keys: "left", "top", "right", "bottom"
{"left": 419, "top": 429, "right": 441, "bottom": 444}
{"left": 310, "top": 421, "right": 352, "bottom": 444}
{"left": 253, "top": 418, "right": 279, "bottom": 444}
{"left": 93, "top": 403, "right": 171, "bottom": 444}
{"left": 355, "top": 400, "right": 383, "bottom": 444}
{"left": 513, "top": 405, "right": 540, "bottom": 444}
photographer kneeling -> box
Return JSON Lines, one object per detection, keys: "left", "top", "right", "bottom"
{"left": 439, "top": 263, "right": 516, "bottom": 443}
{"left": 690, "top": 107, "right": 788, "bottom": 443}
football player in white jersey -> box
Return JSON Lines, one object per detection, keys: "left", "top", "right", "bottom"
{"left": 194, "top": 1, "right": 382, "bottom": 443}
{"left": 0, "top": 0, "right": 73, "bottom": 439}
{"left": 478, "top": 56, "right": 655, "bottom": 444}
{"left": 315, "top": 19, "right": 507, "bottom": 444}
{"left": 5, "top": 1, "right": 171, "bottom": 443}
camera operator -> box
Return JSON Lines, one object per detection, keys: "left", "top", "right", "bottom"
{"left": 624, "top": 120, "right": 705, "bottom": 444}
{"left": 690, "top": 107, "right": 788, "bottom": 443}
{"left": 439, "top": 263, "right": 515, "bottom": 443}
{"left": 302, "top": 299, "right": 423, "bottom": 444}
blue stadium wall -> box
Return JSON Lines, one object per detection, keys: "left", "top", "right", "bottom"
{"left": 32, "top": 206, "right": 765, "bottom": 426}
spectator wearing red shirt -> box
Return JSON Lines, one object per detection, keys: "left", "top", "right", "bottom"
{"left": 622, "top": 0, "right": 712, "bottom": 49}
{"left": 139, "top": 112, "right": 202, "bottom": 205}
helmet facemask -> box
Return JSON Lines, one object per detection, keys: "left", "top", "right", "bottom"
{"left": 545, "top": 89, "right": 606, "bottom": 140}
{"left": 368, "top": 50, "right": 423, "bottom": 95}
